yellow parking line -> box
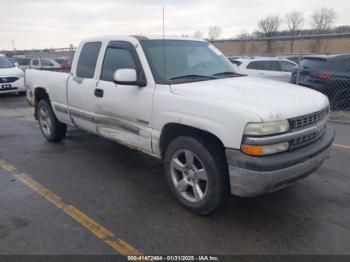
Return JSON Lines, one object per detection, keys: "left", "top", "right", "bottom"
{"left": 333, "top": 143, "right": 350, "bottom": 150}
{"left": 0, "top": 159, "right": 142, "bottom": 256}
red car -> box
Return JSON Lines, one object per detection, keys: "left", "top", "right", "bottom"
{"left": 55, "top": 58, "right": 71, "bottom": 69}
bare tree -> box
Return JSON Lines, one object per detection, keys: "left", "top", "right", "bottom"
{"left": 286, "top": 11, "right": 304, "bottom": 53}
{"left": 192, "top": 30, "right": 204, "bottom": 39}
{"left": 310, "top": 7, "right": 337, "bottom": 52}
{"left": 311, "top": 7, "right": 337, "bottom": 33}
{"left": 258, "top": 15, "right": 281, "bottom": 54}
{"left": 237, "top": 31, "right": 249, "bottom": 55}
{"left": 208, "top": 26, "right": 223, "bottom": 40}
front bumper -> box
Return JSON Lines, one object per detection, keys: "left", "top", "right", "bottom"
{"left": 26, "top": 88, "right": 35, "bottom": 106}
{"left": 226, "top": 127, "right": 335, "bottom": 197}
{"left": 0, "top": 77, "right": 25, "bottom": 94}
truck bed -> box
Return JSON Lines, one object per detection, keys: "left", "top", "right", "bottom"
{"left": 25, "top": 69, "right": 70, "bottom": 108}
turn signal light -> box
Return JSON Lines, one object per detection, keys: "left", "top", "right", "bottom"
{"left": 241, "top": 145, "right": 264, "bottom": 156}
{"left": 241, "top": 142, "right": 289, "bottom": 156}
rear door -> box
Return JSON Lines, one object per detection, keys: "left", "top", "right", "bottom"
{"left": 94, "top": 41, "right": 154, "bottom": 153}
{"left": 275, "top": 60, "right": 295, "bottom": 82}
{"left": 245, "top": 60, "right": 295, "bottom": 82}
{"left": 244, "top": 61, "right": 266, "bottom": 77}
{"left": 260, "top": 60, "right": 284, "bottom": 81}
{"left": 67, "top": 41, "right": 102, "bottom": 133}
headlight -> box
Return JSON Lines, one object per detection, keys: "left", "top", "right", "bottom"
{"left": 241, "top": 142, "right": 289, "bottom": 156}
{"left": 244, "top": 120, "right": 289, "bottom": 136}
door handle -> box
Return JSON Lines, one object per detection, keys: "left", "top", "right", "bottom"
{"left": 94, "top": 88, "right": 104, "bottom": 98}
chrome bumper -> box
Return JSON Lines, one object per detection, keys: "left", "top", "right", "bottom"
{"left": 226, "top": 127, "right": 335, "bottom": 197}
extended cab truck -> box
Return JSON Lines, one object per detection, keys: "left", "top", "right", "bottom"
{"left": 26, "top": 35, "right": 335, "bottom": 214}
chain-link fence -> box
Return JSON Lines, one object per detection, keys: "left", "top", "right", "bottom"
{"left": 228, "top": 53, "right": 350, "bottom": 122}
{"left": 215, "top": 34, "right": 350, "bottom": 122}
{"left": 3, "top": 40, "right": 350, "bottom": 121}
{"left": 3, "top": 46, "right": 76, "bottom": 73}
{"left": 5, "top": 46, "right": 76, "bottom": 60}
{"left": 291, "top": 55, "right": 350, "bottom": 121}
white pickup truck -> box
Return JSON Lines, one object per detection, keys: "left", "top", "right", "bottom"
{"left": 26, "top": 35, "right": 335, "bottom": 214}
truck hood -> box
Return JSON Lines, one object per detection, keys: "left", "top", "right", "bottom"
{"left": 170, "top": 76, "right": 329, "bottom": 122}
{"left": 0, "top": 66, "right": 24, "bottom": 77}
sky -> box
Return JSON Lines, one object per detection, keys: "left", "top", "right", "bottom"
{"left": 0, "top": 0, "right": 349, "bottom": 50}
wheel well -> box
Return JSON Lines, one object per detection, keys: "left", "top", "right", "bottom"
{"left": 159, "top": 123, "right": 226, "bottom": 159}
{"left": 34, "top": 87, "right": 50, "bottom": 119}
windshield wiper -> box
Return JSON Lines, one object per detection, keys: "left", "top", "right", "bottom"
{"left": 169, "top": 74, "right": 217, "bottom": 81}
{"left": 212, "top": 71, "right": 245, "bottom": 77}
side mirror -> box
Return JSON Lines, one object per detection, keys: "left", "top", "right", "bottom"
{"left": 14, "top": 62, "right": 19, "bottom": 67}
{"left": 113, "top": 68, "right": 146, "bottom": 87}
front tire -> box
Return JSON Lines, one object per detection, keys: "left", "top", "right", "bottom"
{"left": 164, "top": 136, "right": 229, "bottom": 215}
{"left": 37, "top": 99, "right": 67, "bottom": 142}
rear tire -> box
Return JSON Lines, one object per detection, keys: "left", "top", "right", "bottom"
{"left": 164, "top": 136, "right": 229, "bottom": 215}
{"left": 37, "top": 99, "right": 67, "bottom": 142}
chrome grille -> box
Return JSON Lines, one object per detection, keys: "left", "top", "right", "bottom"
{"left": 290, "top": 107, "right": 329, "bottom": 130}
{"left": 289, "top": 107, "right": 329, "bottom": 149}
{"left": 293, "top": 132, "right": 318, "bottom": 145}
{"left": 0, "top": 77, "right": 19, "bottom": 83}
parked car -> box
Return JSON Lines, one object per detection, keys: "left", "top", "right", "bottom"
{"left": 232, "top": 57, "right": 297, "bottom": 82}
{"left": 0, "top": 54, "right": 25, "bottom": 95}
{"left": 12, "top": 57, "right": 31, "bottom": 71}
{"left": 26, "top": 35, "right": 334, "bottom": 214}
{"left": 55, "top": 58, "right": 71, "bottom": 69}
{"left": 29, "top": 58, "right": 61, "bottom": 70}
{"left": 291, "top": 55, "right": 350, "bottom": 110}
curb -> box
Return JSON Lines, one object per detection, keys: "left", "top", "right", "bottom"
{"left": 329, "top": 119, "right": 350, "bottom": 125}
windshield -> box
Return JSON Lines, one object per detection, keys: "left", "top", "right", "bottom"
{"left": 0, "top": 56, "right": 15, "bottom": 68}
{"left": 140, "top": 40, "right": 242, "bottom": 84}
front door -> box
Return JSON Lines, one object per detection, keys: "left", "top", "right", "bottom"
{"left": 94, "top": 41, "right": 154, "bottom": 154}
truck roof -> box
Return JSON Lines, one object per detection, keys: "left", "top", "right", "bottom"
{"left": 82, "top": 35, "right": 205, "bottom": 43}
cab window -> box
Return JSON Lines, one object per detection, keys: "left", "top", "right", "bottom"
{"left": 100, "top": 47, "right": 136, "bottom": 82}
{"left": 76, "top": 42, "right": 102, "bottom": 78}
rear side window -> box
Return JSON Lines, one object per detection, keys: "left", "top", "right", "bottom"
{"left": 279, "top": 61, "right": 295, "bottom": 72}
{"left": 76, "top": 42, "right": 102, "bottom": 78}
{"left": 264, "top": 61, "right": 281, "bottom": 71}
{"left": 41, "top": 59, "right": 53, "bottom": 66}
{"left": 247, "top": 61, "right": 266, "bottom": 70}
{"left": 300, "top": 59, "right": 327, "bottom": 71}
{"left": 17, "top": 59, "right": 30, "bottom": 65}
{"left": 100, "top": 47, "right": 136, "bottom": 82}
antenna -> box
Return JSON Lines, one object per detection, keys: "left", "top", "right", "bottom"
{"left": 162, "top": 6, "right": 167, "bottom": 83}
{"left": 162, "top": 6, "right": 165, "bottom": 39}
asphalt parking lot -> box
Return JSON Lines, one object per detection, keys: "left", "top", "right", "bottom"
{"left": 0, "top": 94, "right": 350, "bottom": 256}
